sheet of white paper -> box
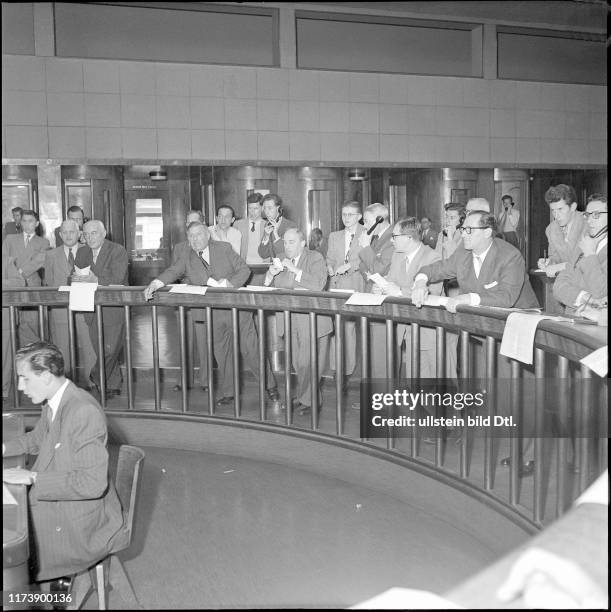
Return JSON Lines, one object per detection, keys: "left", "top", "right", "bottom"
{"left": 238, "top": 285, "right": 278, "bottom": 291}
{"left": 3, "top": 482, "right": 18, "bottom": 505}
{"left": 424, "top": 295, "right": 449, "bottom": 307}
{"left": 68, "top": 283, "right": 97, "bottom": 311}
{"left": 368, "top": 273, "right": 390, "bottom": 288}
{"left": 344, "top": 292, "right": 386, "bottom": 306}
{"left": 169, "top": 285, "right": 207, "bottom": 295}
{"left": 500, "top": 313, "right": 564, "bottom": 364}
{"left": 579, "top": 346, "right": 608, "bottom": 378}
{"left": 575, "top": 470, "right": 608, "bottom": 506}
{"left": 351, "top": 587, "right": 463, "bottom": 609}
{"left": 329, "top": 288, "right": 355, "bottom": 294}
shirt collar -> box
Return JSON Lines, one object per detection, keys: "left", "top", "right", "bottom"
{"left": 473, "top": 241, "right": 494, "bottom": 263}
{"left": 597, "top": 235, "right": 608, "bottom": 253}
{"left": 48, "top": 378, "right": 70, "bottom": 422}
{"left": 406, "top": 243, "right": 422, "bottom": 265}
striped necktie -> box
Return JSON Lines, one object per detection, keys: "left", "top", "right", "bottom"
{"left": 199, "top": 250, "right": 209, "bottom": 270}
{"left": 345, "top": 233, "right": 354, "bottom": 263}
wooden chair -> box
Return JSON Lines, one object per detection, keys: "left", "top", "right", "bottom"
{"left": 80, "top": 445, "right": 145, "bottom": 610}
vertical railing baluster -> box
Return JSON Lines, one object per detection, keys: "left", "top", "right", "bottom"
{"left": 556, "top": 357, "right": 569, "bottom": 518}
{"left": 151, "top": 305, "right": 161, "bottom": 412}
{"left": 96, "top": 305, "right": 106, "bottom": 407}
{"left": 459, "top": 330, "right": 470, "bottom": 478}
{"left": 578, "top": 364, "right": 593, "bottom": 494}
{"left": 484, "top": 336, "right": 496, "bottom": 491}
{"left": 38, "top": 305, "right": 46, "bottom": 341}
{"left": 257, "top": 309, "right": 266, "bottom": 422}
{"left": 360, "top": 316, "right": 369, "bottom": 443}
{"left": 9, "top": 306, "right": 19, "bottom": 408}
{"left": 124, "top": 305, "right": 133, "bottom": 410}
{"left": 386, "top": 319, "right": 395, "bottom": 450}
{"left": 435, "top": 326, "right": 446, "bottom": 467}
{"left": 178, "top": 306, "right": 188, "bottom": 413}
{"left": 410, "top": 323, "right": 420, "bottom": 458}
{"left": 309, "top": 312, "right": 319, "bottom": 430}
{"left": 206, "top": 307, "right": 215, "bottom": 414}
{"left": 334, "top": 314, "right": 344, "bottom": 437}
{"left": 284, "top": 310, "right": 292, "bottom": 426}
{"left": 67, "top": 307, "right": 76, "bottom": 382}
{"left": 509, "top": 359, "right": 521, "bottom": 506}
{"left": 232, "top": 308, "right": 241, "bottom": 418}
{"left": 534, "top": 348, "right": 545, "bottom": 523}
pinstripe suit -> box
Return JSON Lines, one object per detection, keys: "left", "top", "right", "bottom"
{"left": 3, "top": 381, "right": 124, "bottom": 580}
{"left": 44, "top": 245, "right": 96, "bottom": 381}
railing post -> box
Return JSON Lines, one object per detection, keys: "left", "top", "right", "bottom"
{"left": 309, "top": 312, "right": 319, "bottom": 430}
{"left": 206, "top": 307, "right": 215, "bottom": 414}
{"left": 459, "top": 330, "right": 470, "bottom": 478}
{"left": 9, "top": 306, "right": 19, "bottom": 408}
{"left": 334, "top": 313, "right": 344, "bottom": 437}
{"left": 123, "top": 305, "right": 134, "bottom": 410}
{"left": 509, "top": 359, "right": 521, "bottom": 506}
{"left": 178, "top": 306, "right": 188, "bottom": 413}
{"left": 386, "top": 319, "right": 395, "bottom": 450}
{"left": 284, "top": 310, "right": 292, "bottom": 426}
{"left": 533, "top": 348, "right": 545, "bottom": 524}
{"left": 96, "top": 305, "right": 106, "bottom": 407}
{"left": 232, "top": 308, "right": 241, "bottom": 418}
{"left": 67, "top": 308, "right": 76, "bottom": 382}
{"left": 359, "top": 316, "right": 369, "bottom": 443}
{"left": 484, "top": 336, "right": 496, "bottom": 491}
{"left": 257, "top": 309, "right": 266, "bottom": 421}
{"left": 555, "top": 356, "right": 569, "bottom": 517}
{"left": 151, "top": 305, "right": 161, "bottom": 412}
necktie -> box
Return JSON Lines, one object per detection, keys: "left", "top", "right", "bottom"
{"left": 25, "top": 234, "right": 31, "bottom": 247}
{"left": 251, "top": 222, "right": 255, "bottom": 233}
{"left": 345, "top": 233, "right": 354, "bottom": 263}
{"left": 199, "top": 250, "right": 209, "bottom": 270}
{"left": 561, "top": 225, "right": 569, "bottom": 239}
{"left": 68, "top": 248, "right": 75, "bottom": 273}
{"left": 370, "top": 234, "right": 378, "bottom": 246}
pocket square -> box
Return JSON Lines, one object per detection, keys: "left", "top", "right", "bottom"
{"left": 484, "top": 281, "right": 498, "bottom": 289}
{"left": 54, "top": 443, "right": 61, "bottom": 449}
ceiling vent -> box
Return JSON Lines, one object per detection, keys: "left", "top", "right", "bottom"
{"left": 348, "top": 168, "right": 367, "bottom": 181}
{"left": 149, "top": 170, "right": 167, "bottom": 181}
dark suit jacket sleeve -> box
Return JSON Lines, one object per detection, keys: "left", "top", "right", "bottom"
{"left": 478, "top": 247, "right": 529, "bottom": 307}
{"left": 225, "top": 247, "right": 251, "bottom": 288}
{"left": 418, "top": 251, "right": 460, "bottom": 283}
{"left": 33, "top": 402, "right": 110, "bottom": 502}
{"left": 296, "top": 251, "right": 327, "bottom": 291}
{"left": 157, "top": 253, "right": 188, "bottom": 285}
{"left": 359, "top": 240, "right": 394, "bottom": 277}
{"left": 553, "top": 251, "right": 608, "bottom": 307}
{"left": 3, "top": 415, "right": 46, "bottom": 457}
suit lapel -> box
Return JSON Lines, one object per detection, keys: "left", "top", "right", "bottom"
{"left": 478, "top": 241, "right": 498, "bottom": 284}
{"left": 93, "top": 240, "right": 109, "bottom": 275}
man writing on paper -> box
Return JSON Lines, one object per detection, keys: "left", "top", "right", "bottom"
{"left": 143, "top": 222, "right": 279, "bottom": 405}
{"left": 553, "top": 194, "right": 607, "bottom": 319}
{"left": 3, "top": 341, "right": 123, "bottom": 593}
{"left": 264, "top": 228, "right": 331, "bottom": 415}
{"left": 411, "top": 211, "right": 538, "bottom": 312}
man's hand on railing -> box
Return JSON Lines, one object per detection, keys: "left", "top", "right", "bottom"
{"left": 143, "top": 279, "right": 164, "bottom": 301}
{"left": 411, "top": 280, "right": 429, "bottom": 308}
{"left": 445, "top": 294, "right": 472, "bottom": 313}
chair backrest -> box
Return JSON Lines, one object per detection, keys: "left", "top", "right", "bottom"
{"left": 114, "top": 445, "right": 145, "bottom": 539}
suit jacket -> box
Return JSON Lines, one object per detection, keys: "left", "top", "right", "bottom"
{"left": 386, "top": 244, "right": 443, "bottom": 298}
{"left": 44, "top": 244, "right": 91, "bottom": 287}
{"left": 553, "top": 243, "right": 607, "bottom": 313}
{"left": 545, "top": 214, "right": 586, "bottom": 265}
{"left": 3, "top": 221, "right": 21, "bottom": 240}
{"left": 435, "top": 230, "right": 462, "bottom": 260}
{"left": 271, "top": 248, "right": 332, "bottom": 338}
{"left": 2, "top": 233, "right": 50, "bottom": 286}
{"left": 235, "top": 217, "right": 269, "bottom": 262}
{"left": 74, "top": 239, "right": 128, "bottom": 285}
{"left": 421, "top": 228, "right": 438, "bottom": 250}
{"left": 419, "top": 238, "right": 539, "bottom": 308}
{"left": 358, "top": 226, "right": 394, "bottom": 290}
{"left": 3, "top": 381, "right": 124, "bottom": 580}
{"left": 258, "top": 216, "right": 298, "bottom": 259}
{"left": 326, "top": 224, "right": 366, "bottom": 292}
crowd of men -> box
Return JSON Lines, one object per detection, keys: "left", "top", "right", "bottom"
{"left": 2, "top": 188, "right": 607, "bottom": 416}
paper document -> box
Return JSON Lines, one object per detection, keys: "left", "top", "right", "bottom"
{"left": 238, "top": 285, "right": 277, "bottom": 291}
{"left": 423, "top": 295, "right": 449, "bottom": 308}
{"left": 68, "top": 283, "right": 97, "bottom": 312}
{"left": 500, "top": 313, "right": 565, "bottom": 364}
{"left": 344, "top": 292, "right": 386, "bottom": 306}
{"left": 169, "top": 285, "right": 207, "bottom": 295}
{"left": 329, "top": 288, "right": 355, "bottom": 294}
{"left": 3, "top": 483, "right": 18, "bottom": 505}
{"left": 580, "top": 346, "right": 608, "bottom": 378}
{"left": 351, "top": 587, "right": 462, "bottom": 609}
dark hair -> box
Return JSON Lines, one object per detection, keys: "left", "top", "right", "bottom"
{"left": 309, "top": 227, "right": 324, "bottom": 251}
{"left": 261, "top": 194, "right": 283, "bottom": 208}
{"left": 15, "top": 341, "right": 65, "bottom": 377}
{"left": 66, "top": 205, "right": 84, "bottom": 216}
{"left": 20, "top": 209, "right": 39, "bottom": 222}
{"left": 394, "top": 217, "right": 421, "bottom": 239}
{"left": 469, "top": 211, "right": 497, "bottom": 233}
{"left": 544, "top": 184, "right": 577, "bottom": 206}
{"left": 444, "top": 203, "right": 466, "bottom": 224}
{"left": 217, "top": 205, "right": 235, "bottom": 218}
{"left": 186, "top": 221, "right": 207, "bottom": 232}
{"left": 247, "top": 193, "right": 262, "bottom": 205}
{"left": 342, "top": 200, "right": 361, "bottom": 213}
{"left": 11, "top": 206, "right": 23, "bottom": 214}
{"left": 587, "top": 193, "right": 607, "bottom": 205}
{"left": 186, "top": 209, "right": 205, "bottom": 223}
{"left": 501, "top": 195, "right": 513, "bottom": 202}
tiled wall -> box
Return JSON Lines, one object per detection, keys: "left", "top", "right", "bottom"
{"left": 2, "top": 54, "right": 607, "bottom": 165}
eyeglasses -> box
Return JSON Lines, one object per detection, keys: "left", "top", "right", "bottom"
{"left": 583, "top": 211, "right": 607, "bottom": 220}
{"left": 459, "top": 226, "right": 490, "bottom": 234}
{"left": 342, "top": 213, "right": 360, "bottom": 217}
{"left": 391, "top": 233, "right": 412, "bottom": 239}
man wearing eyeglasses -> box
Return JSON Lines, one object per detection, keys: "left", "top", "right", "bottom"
{"left": 553, "top": 194, "right": 607, "bottom": 318}
{"left": 412, "top": 212, "right": 538, "bottom": 313}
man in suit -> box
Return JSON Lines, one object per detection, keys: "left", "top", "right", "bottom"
{"left": 235, "top": 192, "right": 268, "bottom": 256}
{"left": 258, "top": 194, "right": 297, "bottom": 260}
{"left": 264, "top": 228, "right": 332, "bottom": 414}
{"left": 412, "top": 211, "right": 539, "bottom": 313}
{"left": 420, "top": 216, "right": 438, "bottom": 249}
{"left": 144, "top": 223, "right": 279, "bottom": 405}
{"left": 326, "top": 201, "right": 365, "bottom": 384}
{"left": 44, "top": 219, "right": 96, "bottom": 385}
{"left": 2, "top": 209, "right": 50, "bottom": 346}
{"left": 2, "top": 206, "right": 22, "bottom": 239}
{"left": 209, "top": 205, "right": 242, "bottom": 255}
{"left": 73, "top": 220, "right": 128, "bottom": 397}
{"left": 553, "top": 194, "right": 607, "bottom": 316}
{"left": 538, "top": 184, "right": 586, "bottom": 278}
{"left": 54, "top": 205, "right": 85, "bottom": 248}
{"left": 498, "top": 195, "right": 522, "bottom": 249}
{"left": 370, "top": 217, "right": 443, "bottom": 379}
{"left": 3, "top": 341, "right": 124, "bottom": 585}
{"left": 358, "top": 203, "right": 394, "bottom": 292}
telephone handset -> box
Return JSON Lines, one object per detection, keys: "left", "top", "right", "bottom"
{"left": 266, "top": 207, "right": 283, "bottom": 226}
{"left": 591, "top": 225, "right": 608, "bottom": 239}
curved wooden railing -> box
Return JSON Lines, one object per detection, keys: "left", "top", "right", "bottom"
{"left": 2, "top": 287, "right": 607, "bottom": 529}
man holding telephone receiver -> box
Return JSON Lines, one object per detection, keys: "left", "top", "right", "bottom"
{"left": 358, "top": 203, "right": 394, "bottom": 291}
{"left": 553, "top": 194, "right": 607, "bottom": 318}
{"left": 258, "top": 194, "right": 296, "bottom": 259}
